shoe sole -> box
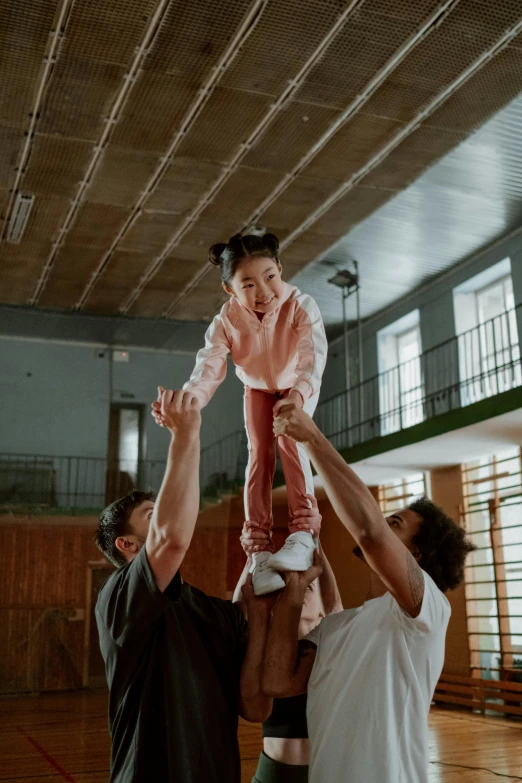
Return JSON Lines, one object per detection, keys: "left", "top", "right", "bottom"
{"left": 267, "top": 556, "right": 312, "bottom": 572}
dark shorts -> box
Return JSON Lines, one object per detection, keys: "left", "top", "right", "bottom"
{"left": 252, "top": 751, "right": 308, "bottom": 783}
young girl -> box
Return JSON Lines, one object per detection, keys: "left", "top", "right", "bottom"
{"left": 178, "top": 232, "right": 327, "bottom": 594}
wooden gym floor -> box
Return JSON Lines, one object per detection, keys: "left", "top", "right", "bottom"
{"left": 1, "top": 690, "right": 521, "bottom": 782}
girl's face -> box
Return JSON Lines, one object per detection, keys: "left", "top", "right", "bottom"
{"left": 224, "top": 256, "right": 284, "bottom": 314}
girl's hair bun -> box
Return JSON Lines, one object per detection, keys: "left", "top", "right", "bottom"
{"left": 208, "top": 242, "right": 227, "bottom": 266}
{"left": 263, "top": 233, "right": 280, "bottom": 256}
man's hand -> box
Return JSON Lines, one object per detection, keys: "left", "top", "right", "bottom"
{"left": 283, "top": 550, "right": 323, "bottom": 602}
{"left": 157, "top": 389, "right": 201, "bottom": 436}
{"left": 273, "top": 390, "right": 303, "bottom": 417}
{"left": 273, "top": 403, "right": 318, "bottom": 444}
{"left": 241, "top": 573, "right": 280, "bottom": 613}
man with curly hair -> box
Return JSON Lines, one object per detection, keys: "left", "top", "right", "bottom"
{"left": 262, "top": 403, "right": 475, "bottom": 783}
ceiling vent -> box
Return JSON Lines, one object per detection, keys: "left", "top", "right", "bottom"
{"left": 7, "top": 193, "right": 34, "bottom": 243}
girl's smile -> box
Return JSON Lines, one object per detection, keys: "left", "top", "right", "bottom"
{"left": 224, "top": 256, "right": 285, "bottom": 314}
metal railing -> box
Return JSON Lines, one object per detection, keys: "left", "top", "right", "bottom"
{"left": 315, "top": 304, "right": 522, "bottom": 451}
{"left": 1, "top": 306, "right": 520, "bottom": 512}
{"left": 0, "top": 430, "right": 248, "bottom": 512}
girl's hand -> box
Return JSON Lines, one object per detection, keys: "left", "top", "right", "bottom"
{"left": 240, "top": 523, "right": 272, "bottom": 556}
{"left": 273, "top": 390, "right": 303, "bottom": 417}
{"left": 151, "top": 386, "right": 166, "bottom": 427}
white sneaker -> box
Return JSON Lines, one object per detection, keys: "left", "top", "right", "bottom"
{"left": 251, "top": 551, "right": 285, "bottom": 596}
{"left": 267, "top": 532, "right": 316, "bottom": 572}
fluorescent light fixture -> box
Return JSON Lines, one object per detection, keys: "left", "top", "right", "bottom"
{"left": 7, "top": 193, "right": 34, "bottom": 243}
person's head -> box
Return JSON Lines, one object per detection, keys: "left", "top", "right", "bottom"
{"left": 298, "top": 578, "right": 325, "bottom": 638}
{"left": 94, "top": 490, "right": 155, "bottom": 567}
{"left": 353, "top": 496, "right": 475, "bottom": 593}
{"left": 209, "top": 232, "right": 284, "bottom": 314}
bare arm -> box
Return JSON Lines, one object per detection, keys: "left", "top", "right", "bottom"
{"left": 239, "top": 575, "right": 275, "bottom": 722}
{"left": 232, "top": 558, "right": 251, "bottom": 613}
{"left": 318, "top": 540, "right": 343, "bottom": 614}
{"left": 146, "top": 390, "right": 201, "bottom": 592}
{"left": 262, "top": 555, "right": 322, "bottom": 698}
{"left": 274, "top": 406, "right": 424, "bottom": 617}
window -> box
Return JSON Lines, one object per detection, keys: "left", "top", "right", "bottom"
{"left": 454, "top": 259, "right": 521, "bottom": 405}
{"left": 378, "top": 310, "right": 424, "bottom": 435}
{"left": 379, "top": 472, "right": 427, "bottom": 516}
{"left": 462, "top": 449, "right": 522, "bottom": 683}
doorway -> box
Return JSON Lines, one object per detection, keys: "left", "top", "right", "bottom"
{"left": 106, "top": 404, "right": 145, "bottom": 504}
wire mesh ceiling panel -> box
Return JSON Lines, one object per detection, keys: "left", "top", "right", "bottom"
{"left": 64, "top": 204, "right": 130, "bottom": 250}
{"left": 0, "top": 0, "right": 58, "bottom": 135}
{"left": 221, "top": 0, "right": 358, "bottom": 96}
{"left": 0, "top": 0, "right": 163, "bottom": 305}
{"left": 85, "top": 148, "right": 162, "bottom": 207}
{"left": 241, "top": 103, "right": 342, "bottom": 173}
{"left": 294, "top": 1, "right": 443, "bottom": 109}
{"left": 0, "top": 243, "right": 54, "bottom": 305}
{"left": 2, "top": 0, "right": 522, "bottom": 322}
{"left": 127, "top": 251, "right": 209, "bottom": 318}
{"left": 118, "top": 212, "right": 184, "bottom": 254}
{"left": 37, "top": 246, "right": 113, "bottom": 310}
{"left": 198, "top": 167, "right": 283, "bottom": 222}
{"left": 143, "top": 159, "right": 224, "bottom": 214}
{"left": 85, "top": 250, "right": 155, "bottom": 313}
{"left": 38, "top": 59, "right": 128, "bottom": 141}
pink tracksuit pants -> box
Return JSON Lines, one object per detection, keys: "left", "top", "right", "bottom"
{"left": 243, "top": 387, "right": 321, "bottom": 549}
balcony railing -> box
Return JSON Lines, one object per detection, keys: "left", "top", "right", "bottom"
{"left": 0, "top": 430, "right": 248, "bottom": 512}
{"left": 1, "top": 306, "right": 520, "bottom": 512}
{"left": 315, "top": 304, "right": 522, "bottom": 452}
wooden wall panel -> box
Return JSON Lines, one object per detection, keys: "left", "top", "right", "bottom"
{"left": 0, "top": 515, "right": 101, "bottom": 694}
{"left": 181, "top": 528, "right": 229, "bottom": 598}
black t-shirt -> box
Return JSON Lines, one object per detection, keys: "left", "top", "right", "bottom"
{"left": 96, "top": 546, "right": 248, "bottom": 783}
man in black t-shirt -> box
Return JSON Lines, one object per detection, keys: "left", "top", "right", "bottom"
{"left": 94, "top": 389, "right": 271, "bottom": 783}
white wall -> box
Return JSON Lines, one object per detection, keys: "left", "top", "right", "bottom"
{"left": 321, "top": 230, "right": 522, "bottom": 400}
{"left": 0, "top": 338, "right": 244, "bottom": 458}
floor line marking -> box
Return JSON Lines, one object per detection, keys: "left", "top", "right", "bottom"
{"left": 16, "top": 726, "right": 78, "bottom": 783}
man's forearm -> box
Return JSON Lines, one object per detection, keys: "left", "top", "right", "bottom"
{"left": 233, "top": 559, "right": 251, "bottom": 608}
{"left": 240, "top": 608, "right": 272, "bottom": 722}
{"left": 318, "top": 540, "right": 342, "bottom": 614}
{"left": 305, "top": 425, "right": 385, "bottom": 543}
{"left": 262, "top": 587, "right": 304, "bottom": 697}
{"left": 151, "top": 429, "right": 200, "bottom": 549}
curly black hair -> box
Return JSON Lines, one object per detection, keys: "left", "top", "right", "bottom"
{"left": 94, "top": 490, "right": 155, "bottom": 567}
{"left": 408, "top": 496, "right": 476, "bottom": 593}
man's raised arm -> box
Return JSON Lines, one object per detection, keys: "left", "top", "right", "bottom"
{"left": 273, "top": 405, "right": 425, "bottom": 617}
{"left": 147, "top": 389, "right": 201, "bottom": 592}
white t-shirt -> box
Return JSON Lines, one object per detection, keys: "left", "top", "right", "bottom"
{"left": 305, "top": 570, "right": 450, "bottom": 783}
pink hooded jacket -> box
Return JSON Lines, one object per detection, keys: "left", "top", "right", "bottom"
{"left": 184, "top": 283, "right": 327, "bottom": 407}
